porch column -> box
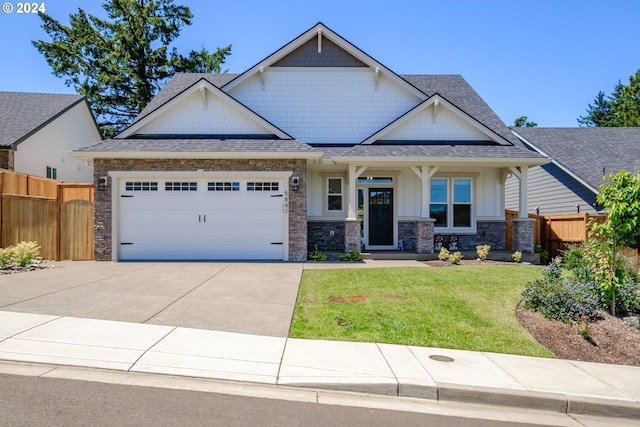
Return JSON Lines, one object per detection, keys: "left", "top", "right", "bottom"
{"left": 410, "top": 165, "right": 439, "bottom": 218}
{"left": 508, "top": 165, "right": 529, "bottom": 218}
{"left": 347, "top": 164, "right": 366, "bottom": 220}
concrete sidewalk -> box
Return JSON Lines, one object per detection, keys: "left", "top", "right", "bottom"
{"left": 1, "top": 310, "right": 639, "bottom": 421}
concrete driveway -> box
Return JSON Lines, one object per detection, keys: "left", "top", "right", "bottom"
{"left": 0, "top": 261, "right": 303, "bottom": 337}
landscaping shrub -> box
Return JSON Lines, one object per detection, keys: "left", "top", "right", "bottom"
{"left": 512, "top": 251, "right": 522, "bottom": 263}
{"left": 438, "top": 247, "right": 450, "bottom": 261}
{"left": 449, "top": 251, "right": 463, "bottom": 265}
{"left": 522, "top": 258, "right": 599, "bottom": 324}
{"left": 0, "top": 241, "right": 41, "bottom": 269}
{"left": 11, "top": 241, "right": 41, "bottom": 267}
{"left": 0, "top": 248, "right": 13, "bottom": 269}
{"left": 338, "top": 250, "right": 362, "bottom": 262}
{"left": 307, "top": 245, "right": 327, "bottom": 261}
{"left": 476, "top": 244, "right": 490, "bottom": 261}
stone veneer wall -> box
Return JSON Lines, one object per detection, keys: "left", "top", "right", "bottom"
{"left": 398, "top": 221, "right": 416, "bottom": 252}
{"left": 93, "top": 158, "right": 307, "bottom": 261}
{"left": 453, "top": 221, "right": 507, "bottom": 250}
{"left": 511, "top": 219, "right": 535, "bottom": 253}
{"left": 307, "top": 221, "right": 345, "bottom": 252}
{"left": 0, "top": 150, "right": 12, "bottom": 170}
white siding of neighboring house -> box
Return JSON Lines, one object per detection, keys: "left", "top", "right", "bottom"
{"left": 228, "top": 68, "right": 422, "bottom": 145}
{"left": 13, "top": 103, "right": 99, "bottom": 182}
{"left": 383, "top": 106, "right": 489, "bottom": 141}
{"left": 505, "top": 164, "right": 599, "bottom": 215}
{"left": 138, "top": 90, "right": 273, "bottom": 135}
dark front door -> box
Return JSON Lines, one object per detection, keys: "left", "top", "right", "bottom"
{"left": 368, "top": 188, "right": 393, "bottom": 246}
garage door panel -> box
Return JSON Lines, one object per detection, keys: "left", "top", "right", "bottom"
{"left": 118, "top": 178, "right": 286, "bottom": 260}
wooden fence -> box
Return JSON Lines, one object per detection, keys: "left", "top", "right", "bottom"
{"left": 0, "top": 170, "right": 94, "bottom": 260}
{"left": 506, "top": 209, "right": 610, "bottom": 258}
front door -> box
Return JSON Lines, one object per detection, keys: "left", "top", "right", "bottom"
{"left": 368, "top": 188, "right": 393, "bottom": 246}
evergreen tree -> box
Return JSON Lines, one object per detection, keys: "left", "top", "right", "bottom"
{"left": 33, "top": 0, "right": 231, "bottom": 136}
{"left": 578, "top": 71, "right": 640, "bottom": 127}
{"left": 513, "top": 116, "right": 537, "bottom": 127}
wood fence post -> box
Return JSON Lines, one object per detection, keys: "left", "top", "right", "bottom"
{"left": 56, "top": 184, "right": 62, "bottom": 261}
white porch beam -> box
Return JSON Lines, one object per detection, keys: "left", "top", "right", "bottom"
{"left": 347, "top": 165, "right": 367, "bottom": 219}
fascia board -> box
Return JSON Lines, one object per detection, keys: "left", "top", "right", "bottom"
{"left": 361, "top": 94, "right": 512, "bottom": 146}
{"left": 511, "top": 129, "right": 600, "bottom": 194}
{"left": 119, "top": 80, "right": 292, "bottom": 139}
{"left": 332, "top": 156, "right": 550, "bottom": 168}
{"left": 70, "top": 150, "right": 322, "bottom": 161}
{"left": 222, "top": 23, "right": 427, "bottom": 100}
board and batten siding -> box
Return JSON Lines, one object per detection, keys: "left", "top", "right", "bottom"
{"left": 505, "top": 163, "right": 600, "bottom": 216}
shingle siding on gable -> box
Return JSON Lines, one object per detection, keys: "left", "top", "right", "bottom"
{"left": 137, "top": 91, "right": 271, "bottom": 136}
{"left": 229, "top": 68, "right": 421, "bottom": 145}
{"left": 272, "top": 36, "right": 367, "bottom": 67}
{"left": 505, "top": 163, "right": 600, "bottom": 215}
{"left": 383, "top": 106, "right": 488, "bottom": 141}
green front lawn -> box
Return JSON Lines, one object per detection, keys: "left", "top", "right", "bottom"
{"left": 290, "top": 265, "right": 553, "bottom": 358}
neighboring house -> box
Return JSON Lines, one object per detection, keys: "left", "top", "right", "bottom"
{"left": 506, "top": 127, "right": 640, "bottom": 215}
{"left": 0, "top": 92, "right": 101, "bottom": 182}
{"left": 73, "top": 23, "right": 548, "bottom": 262}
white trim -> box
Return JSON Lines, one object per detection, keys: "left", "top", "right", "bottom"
{"left": 72, "top": 150, "right": 322, "bottom": 161}
{"left": 222, "top": 23, "right": 427, "bottom": 100}
{"left": 361, "top": 94, "right": 512, "bottom": 146}
{"left": 333, "top": 156, "right": 550, "bottom": 167}
{"left": 118, "top": 79, "right": 292, "bottom": 139}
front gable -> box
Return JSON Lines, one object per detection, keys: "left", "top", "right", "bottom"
{"left": 119, "top": 80, "right": 291, "bottom": 139}
{"left": 222, "top": 23, "right": 426, "bottom": 145}
{"left": 362, "top": 95, "right": 513, "bottom": 145}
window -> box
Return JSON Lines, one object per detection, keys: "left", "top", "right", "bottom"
{"left": 208, "top": 181, "right": 240, "bottom": 191}
{"left": 165, "top": 182, "right": 197, "bottom": 191}
{"left": 46, "top": 166, "right": 57, "bottom": 180}
{"left": 327, "top": 178, "right": 343, "bottom": 211}
{"left": 247, "top": 182, "right": 279, "bottom": 191}
{"left": 125, "top": 181, "right": 158, "bottom": 191}
{"left": 429, "top": 178, "right": 472, "bottom": 229}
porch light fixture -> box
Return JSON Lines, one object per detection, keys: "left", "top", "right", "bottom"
{"left": 98, "top": 176, "right": 107, "bottom": 191}
{"left": 291, "top": 176, "right": 300, "bottom": 191}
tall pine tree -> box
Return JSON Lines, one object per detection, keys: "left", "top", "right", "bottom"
{"left": 579, "top": 70, "right": 640, "bottom": 127}
{"left": 33, "top": 0, "right": 231, "bottom": 137}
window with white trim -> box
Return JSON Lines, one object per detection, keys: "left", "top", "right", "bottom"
{"left": 46, "top": 166, "right": 57, "bottom": 180}
{"left": 327, "top": 178, "right": 343, "bottom": 211}
{"left": 429, "top": 178, "right": 472, "bottom": 229}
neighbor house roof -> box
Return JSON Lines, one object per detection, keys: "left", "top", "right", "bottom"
{"left": 512, "top": 127, "right": 640, "bottom": 192}
{"left": 0, "top": 92, "right": 86, "bottom": 147}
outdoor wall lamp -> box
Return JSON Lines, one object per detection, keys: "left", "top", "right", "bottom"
{"left": 98, "top": 176, "right": 107, "bottom": 191}
{"left": 291, "top": 176, "right": 300, "bottom": 191}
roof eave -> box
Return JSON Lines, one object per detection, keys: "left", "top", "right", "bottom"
{"left": 511, "top": 129, "right": 600, "bottom": 194}
{"left": 70, "top": 150, "right": 322, "bottom": 161}
{"left": 332, "top": 156, "right": 550, "bottom": 167}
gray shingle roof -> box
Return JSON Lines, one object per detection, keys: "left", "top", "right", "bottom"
{"left": 0, "top": 92, "right": 84, "bottom": 147}
{"left": 512, "top": 127, "right": 640, "bottom": 190}
{"left": 76, "top": 138, "right": 318, "bottom": 155}
{"left": 334, "top": 143, "right": 546, "bottom": 160}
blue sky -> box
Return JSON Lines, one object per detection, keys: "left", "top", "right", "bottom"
{"left": 0, "top": 0, "right": 638, "bottom": 127}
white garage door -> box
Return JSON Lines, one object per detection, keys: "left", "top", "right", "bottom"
{"left": 118, "top": 178, "right": 286, "bottom": 260}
